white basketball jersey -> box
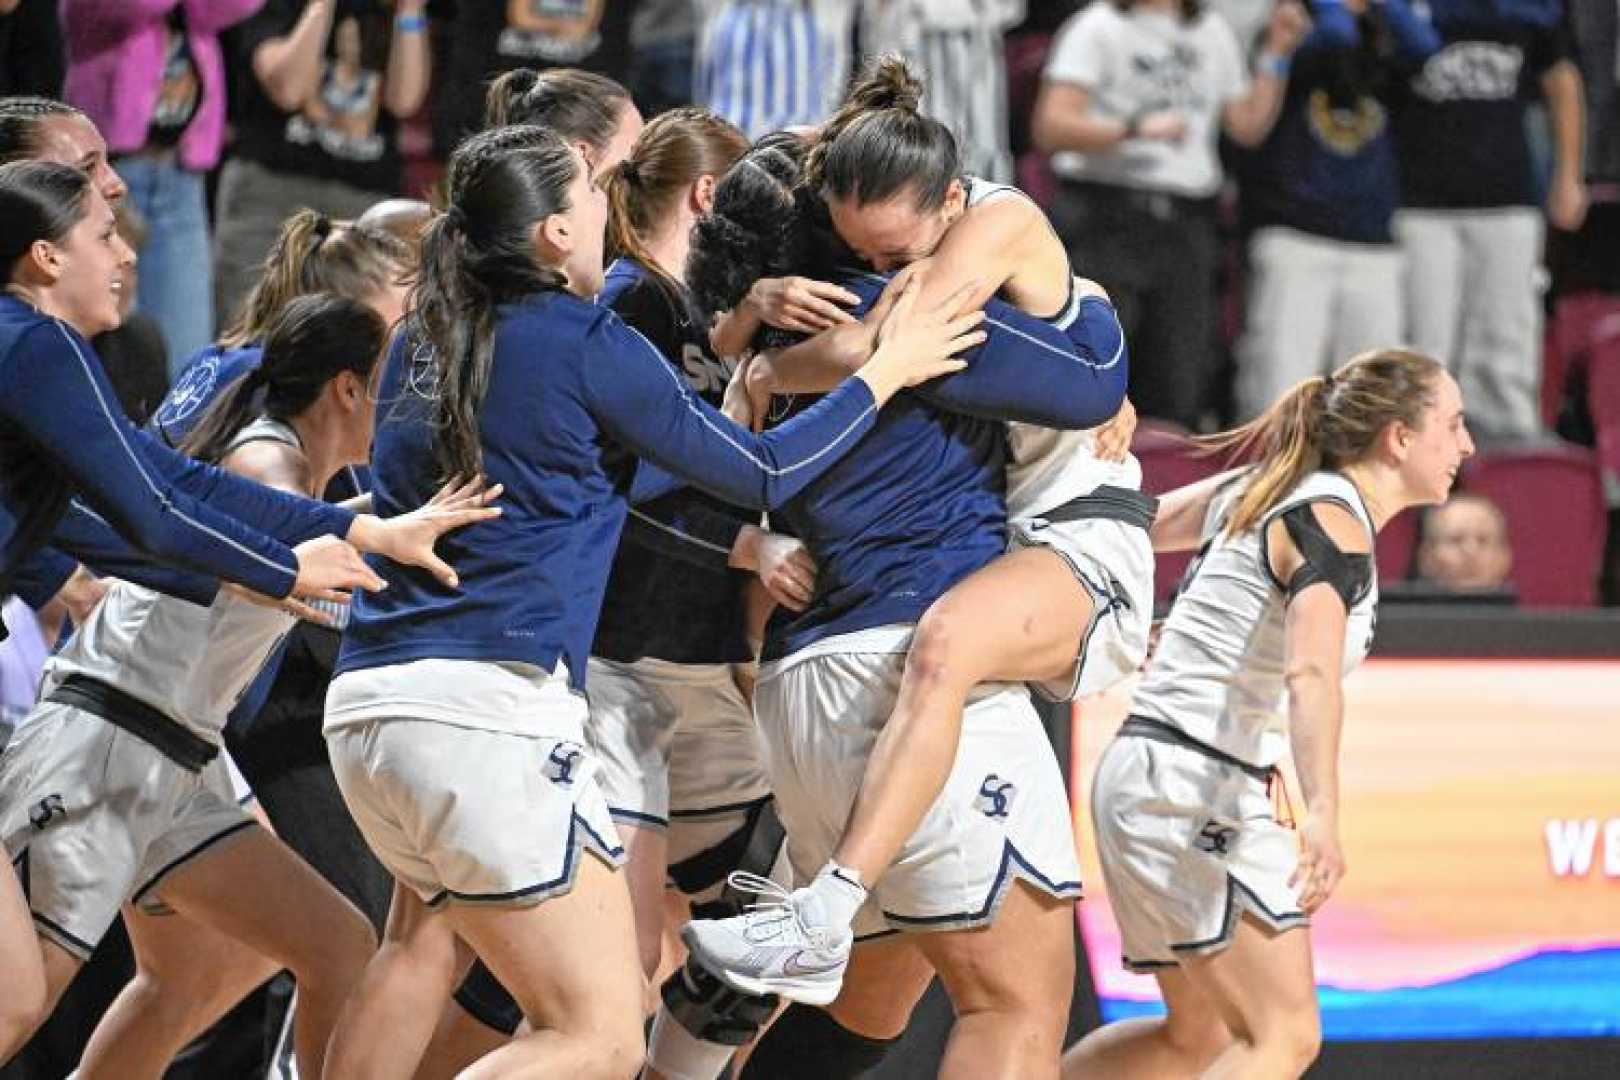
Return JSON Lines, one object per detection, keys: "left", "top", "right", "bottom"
{"left": 39, "top": 419, "right": 305, "bottom": 744}
{"left": 1130, "top": 471, "right": 1380, "bottom": 768}
{"left": 962, "top": 177, "right": 1141, "bottom": 520}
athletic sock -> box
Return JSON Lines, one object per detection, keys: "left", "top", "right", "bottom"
{"left": 806, "top": 860, "right": 867, "bottom": 934}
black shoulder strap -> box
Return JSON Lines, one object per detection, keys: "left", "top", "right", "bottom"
{"left": 1279, "top": 502, "right": 1374, "bottom": 610}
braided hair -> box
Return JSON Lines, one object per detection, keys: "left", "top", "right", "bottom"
{"left": 411, "top": 124, "right": 577, "bottom": 482}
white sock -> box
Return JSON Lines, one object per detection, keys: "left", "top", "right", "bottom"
{"left": 646, "top": 1002, "right": 736, "bottom": 1080}
{"left": 807, "top": 860, "right": 868, "bottom": 933}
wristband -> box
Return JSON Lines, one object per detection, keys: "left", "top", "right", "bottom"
{"left": 395, "top": 12, "right": 427, "bottom": 32}
{"left": 1122, "top": 113, "right": 1142, "bottom": 139}
{"left": 1258, "top": 52, "right": 1291, "bottom": 79}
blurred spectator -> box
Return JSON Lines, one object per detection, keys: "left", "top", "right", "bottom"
{"left": 1392, "top": 0, "right": 1587, "bottom": 442}
{"left": 62, "top": 0, "right": 262, "bottom": 375}
{"left": 0, "top": 0, "right": 64, "bottom": 98}
{"left": 629, "top": 0, "right": 698, "bottom": 116}
{"left": 861, "top": 0, "right": 1025, "bottom": 181}
{"left": 695, "top": 0, "right": 858, "bottom": 138}
{"left": 1233, "top": 0, "right": 1440, "bottom": 420}
{"left": 1413, "top": 492, "right": 1516, "bottom": 595}
{"left": 1033, "top": 0, "right": 1308, "bottom": 429}
{"left": 435, "top": 0, "right": 638, "bottom": 157}
{"left": 213, "top": 0, "right": 429, "bottom": 326}
{"left": 92, "top": 202, "right": 173, "bottom": 426}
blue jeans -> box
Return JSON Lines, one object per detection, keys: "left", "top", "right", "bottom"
{"left": 117, "top": 155, "right": 214, "bottom": 380}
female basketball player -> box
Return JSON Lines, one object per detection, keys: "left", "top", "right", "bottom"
{"left": 686, "top": 57, "right": 1153, "bottom": 1011}
{"left": 317, "top": 123, "right": 981, "bottom": 1078}
{"left": 1064, "top": 350, "right": 1472, "bottom": 1080}
{"left": 0, "top": 293, "right": 500, "bottom": 1077}
{"left": 152, "top": 208, "right": 412, "bottom": 448}
{"left": 482, "top": 65, "right": 643, "bottom": 177}
{"left": 426, "top": 107, "right": 809, "bottom": 1080}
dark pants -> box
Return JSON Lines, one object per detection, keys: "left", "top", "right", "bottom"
{"left": 1049, "top": 179, "right": 1221, "bottom": 429}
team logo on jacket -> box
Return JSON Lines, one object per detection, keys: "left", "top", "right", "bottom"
{"left": 546, "top": 742, "right": 585, "bottom": 787}
{"left": 976, "top": 775, "right": 1016, "bottom": 819}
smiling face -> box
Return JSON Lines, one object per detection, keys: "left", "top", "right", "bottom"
{"left": 825, "top": 180, "right": 964, "bottom": 272}
{"left": 42, "top": 186, "right": 136, "bottom": 336}
{"left": 34, "top": 113, "right": 127, "bottom": 206}
{"left": 1398, "top": 370, "right": 1475, "bottom": 506}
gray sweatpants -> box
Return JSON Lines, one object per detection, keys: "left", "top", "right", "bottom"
{"left": 1236, "top": 226, "right": 1404, "bottom": 421}
{"left": 210, "top": 158, "right": 387, "bottom": 335}
{"left": 1395, "top": 207, "right": 1546, "bottom": 439}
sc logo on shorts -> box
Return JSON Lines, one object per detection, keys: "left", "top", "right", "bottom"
{"left": 545, "top": 742, "right": 585, "bottom": 787}
{"left": 28, "top": 794, "right": 66, "bottom": 831}
{"left": 1194, "top": 820, "right": 1238, "bottom": 857}
{"left": 976, "top": 775, "right": 1016, "bottom": 819}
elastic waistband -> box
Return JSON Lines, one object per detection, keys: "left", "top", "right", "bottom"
{"left": 48, "top": 674, "right": 217, "bottom": 773}
{"left": 1118, "top": 715, "right": 1271, "bottom": 783}
{"left": 1042, "top": 486, "right": 1159, "bottom": 531}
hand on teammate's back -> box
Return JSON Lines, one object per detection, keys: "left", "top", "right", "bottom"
{"left": 747, "top": 275, "right": 861, "bottom": 334}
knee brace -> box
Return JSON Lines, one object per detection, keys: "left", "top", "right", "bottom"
{"left": 738, "top": 1003, "right": 897, "bottom": 1079}
{"left": 659, "top": 953, "right": 779, "bottom": 1047}
{"left": 669, "top": 797, "right": 788, "bottom": 917}
{"left": 452, "top": 959, "right": 522, "bottom": 1037}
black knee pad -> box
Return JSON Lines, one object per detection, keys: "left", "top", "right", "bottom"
{"left": 661, "top": 953, "right": 779, "bottom": 1047}
{"left": 739, "top": 1003, "right": 897, "bottom": 1079}
{"left": 453, "top": 959, "right": 522, "bottom": 1037}
{"left": 669, "top": 796, "right": 787, "bottom": 916}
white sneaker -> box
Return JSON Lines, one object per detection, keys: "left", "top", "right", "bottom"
{"left": 680, "top": 872, "right": 852, "bottom": 1006}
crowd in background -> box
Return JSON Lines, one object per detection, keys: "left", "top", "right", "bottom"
{"left": 1, "top": 0, "right": 1617, "bottom": 598}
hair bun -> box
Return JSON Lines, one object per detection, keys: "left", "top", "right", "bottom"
{"left": 852, "top": 54, "right": 923, "bottom": 113}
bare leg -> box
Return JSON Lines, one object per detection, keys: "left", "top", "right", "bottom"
{"left": 621, "top": 822, "right": 671, "bottom": 990}
{"left": 1178, "top": 916, "right": 1322, "bottom": 1080}
{"left": 446, "top": 853, "right": 645, "bottom": 1079}
{"left": 78, "top": 904, "right": 279, "bottom": 1080}
{"left": 824, "top": 934, "right": 936, "bottom": 1040}
{"left": 326, "top": 883, "right": 463, "bottom": 1079}
{"left": 413, "top": 997, "right": 512, "bottom": 1080}
{"left": 150, "top": 825, "right": 376, "bottom": 1080}
{"left": 0, "top": 930, "right": 78, "bottom": 1063}
{"left": 0, "top": 869, "right": 48, "bottom": 1057}
{"left": 834, "top": 547, "right": 1092, "bottom": 885}
{"left": 918, "top": 880, "right": 1076, "bottom": 1080}
{"left": 1061, "top": 967, "right": 1230, "bottom": 1079}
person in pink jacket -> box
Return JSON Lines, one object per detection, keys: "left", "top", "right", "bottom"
{"left": 61, "top": 0, "right": 265, "bottom": 374}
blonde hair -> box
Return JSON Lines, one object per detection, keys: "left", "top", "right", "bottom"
{"left": 1201, "top": 348, "right": 1445, "bottom": 535}
{"left": 219, "top": 210, "right": 411, "bottom": 349}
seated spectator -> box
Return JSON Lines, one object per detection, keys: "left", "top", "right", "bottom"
{"left": 1234, "top": 0, "right": 1440, "bottom": 420}
{"left": 1411, "top": 492, "right": 1517, "bottom": 598}
{"left": 1033, "top": 0, "right": 1308, "bottom": 430}
{"left": 212, "top": 0, "right": 429, "bottom": 324}
{"left": 1392, "top": 0, "right": 1587, "bottom": 442}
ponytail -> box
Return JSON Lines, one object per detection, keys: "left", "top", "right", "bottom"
{"left": 805, "top": 54, "right": 958, "bottom": 211}
{"left": 604, "top": 107, "right": 747, "bottom": 299}
{"left": 219, "top": 209, "right": 410, "bottom": 349}
{"left": 1200, "top": 348, "right": 1446, "bottom": 536}
{"left": 483, "top": 67, "right": 632, "bottom": 160}
{"left": 412, "top": 125, "right": 574, "bottom": 482}
{"left": 181, "top": 293, "right": 386, "bottom": 464}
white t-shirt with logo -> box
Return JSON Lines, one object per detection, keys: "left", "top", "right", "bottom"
{"left": 1043, "top": 3, "right": 1248, "bottom": 197}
